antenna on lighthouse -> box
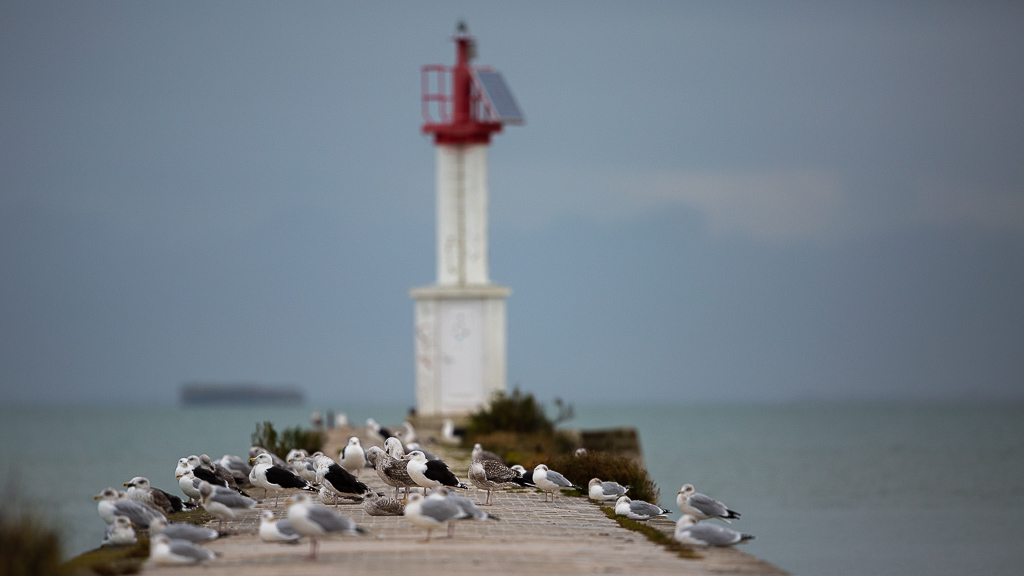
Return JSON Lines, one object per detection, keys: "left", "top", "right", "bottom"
{"left": 411, "top": 25, "right": 523, "bottom": 417}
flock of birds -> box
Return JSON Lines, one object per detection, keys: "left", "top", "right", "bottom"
{"left": 91, "top": 417, "right": 753, "bottom": 565}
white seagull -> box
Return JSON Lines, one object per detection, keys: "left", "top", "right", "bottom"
{"left": 94, "top": 487, "right": 164, "bottom": 528}
{"left": 532, "top": 464, "right": 580, "bottom": 502}
{"left": 588, "top": 478, "right": 629, "bottom": 502}
{"left": 286, "top": 493, "right": 367, "bottom": 559}
{"left": 102, "top": 515, "right": 136, "bottom": 547}
{"left": 675, "top": 515, "right": 754, "bottom": 547}
{"left": 403, "top": 492, "right": 468, "bottom": 542}
{"left": 148, "top": 533, "right": 216, "bottom": 565}
{"left": 198, "top": 480, "right": 256, "bottom": 533}
{"left": 676, "top": 484, "right": 740, "bottom": 523}
{"left": 259, "top": 510, "right": 302, "bottom": 543}
{"left": 338, "top": 437, "right": 366, "bottom": 476}
{"left": 148, "top": 516, "right": 218, "bottom": 543}
{"left": 614, "top": 495, "right": 670, "bottom": 521}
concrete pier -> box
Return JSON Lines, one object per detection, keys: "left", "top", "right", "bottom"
{"left": 140, "top": 424, "right": 789, "bottom": 575}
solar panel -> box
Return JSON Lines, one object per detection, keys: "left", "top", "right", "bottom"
{"left": 473, "top": 70, "right": 525, "bottom": 125}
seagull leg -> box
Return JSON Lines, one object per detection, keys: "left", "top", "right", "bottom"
{"left": 309, "top": 536, "right": 318, "bottom": 560}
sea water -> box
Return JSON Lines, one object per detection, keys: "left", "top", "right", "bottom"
{"left": 1, "top": 402, "right": 1022, "bottom": 575}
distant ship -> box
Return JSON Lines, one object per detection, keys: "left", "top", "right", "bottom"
{"left": 179, "top": 382, "right": 304, "bottom": 405}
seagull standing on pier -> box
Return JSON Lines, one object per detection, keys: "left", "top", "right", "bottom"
{"left": 468, "top": 459, "right": 533, "bottom": 505}
{"left": 406, "top": 450, "right": 467, "bottom": 491}
{"left": 532, "top": 464, "right": 580, "bottom": 502}
{"left": 366, "top": 446, "right": 418, "bottom": 499}
{"left": 286, "top": 493, "right": 366, "bottom": 560}
{"left": 338, "top": 437, "right": 366, "bottom": 476}
{"left": 259, "top": 510, "right": 302, "bottom": 543}
{"left": 148, "top": 533, "right": 217, "bottom": 565}
{"left": 94, "top": 487, "right": 164, "bottom": 528}
{"left": 249, "top": 453, "right": 316, "bottom": 506}
{"left": 198, "top": 481, "right": 256, "bottom": 533}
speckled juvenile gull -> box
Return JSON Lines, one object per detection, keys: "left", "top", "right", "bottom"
{"left": 615, "top": 495, "right": 670, "bottom": 520}
{"left": 532, "top": 464, "right": 580, "bottom": 502}
{"left": 468, "top": 459, "right": 533, "bottom": 505}
{"left": 102, "top": 515, "right": 137, "bottom": 546}
{"left": 674, "top": 515, "right": 754, "bottom": 547}
{"left": 149, "top": 516, "right": 218, "bottom": 543}
{"left": 148, "top": 533, "right": 216, "bottom": 565}
{"left": 286, "top": 493, "right": 366, "bottom": 559}
{"left": 259, "top": 510, "right": 302, "bottom": 543}
{"left": 366, "top": 446, "right": 417, "bottom": 498}
{"left": 588, "top": 478, "right": 629, "bottom": 502}
{"left": 123, "top": 476, "right": 182, "bottom": 514}
{"left": 199, "top": 480, "right": 256, "bottom": 532}
{"left": 363, "top": 491, "right": 406, "bottom": 516}
{"left": 676, "top": 484, "right": 740, "bottom": 523}
{"left": 94, "top": 487, "right": 164, "bottom": 528}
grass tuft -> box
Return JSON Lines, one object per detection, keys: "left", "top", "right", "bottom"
{"left": 251, "top": 420, "right": 324, "bottom": 459}
{"left": 1, "top": 508, "right": 64, "bottom": 576}
{"left": 599, "top": 506, "right": 703, "bottom": 559}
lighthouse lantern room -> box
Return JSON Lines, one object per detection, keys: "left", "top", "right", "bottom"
{"left": 410, "top": 24, "right": 523, "bottom": 417}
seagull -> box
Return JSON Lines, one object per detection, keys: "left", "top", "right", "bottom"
{"left": 249, "top": 453, "right": 317, "bottom": 506}
{"left": 400, "top": 420, "right": 418, "bottom": 444}
{"left": 366, "top": 446, "right": 418, "bottom": 499}
{"left": 102, "top": 515, "right": 136, "bottom": 546}
{"left": 405, "top": 442, "right": 441, "bottom": 461}
{"left": 676, "top": 484, "right": 740, "bottom": 523}
{"left": 575, "top": 448, "right": 589, "bottom": 457}
{"left": 675, "top": 515, "right": 754, "bottom": 547}
{"left": 403, "top": 492, "right": 467, "bottom": 542}
{"left": 384, "top": 436, "right": 406, "bottom": 459}
{"left": 200, "top": 453, "right": 246, "bottom": 492}
{"left": 468, "top": 459, "right": 533, "bottom": 505}
{"left": 509, "top": 465, "right": 536, "bottom": 486}
{"left": 532, "top": 464, "right": 580, "bottom": 502}
{"left": 287, "top": 451, "right": 319, "bottom": 484}
{"left": 440, "top": 418, "right": 462, "bottom": 445}
{"left": 199, "top": 480, "right": 256, "bottom": 532}
{"left": 259, "top": 510, "right": 302, "bottom": 543}
{"left": 148, "top": 516, "right": 218, "bottom": 543}
{"left": 406, "top": 451, "right": 467, "bottom": 490}
{"left": 430, "top": 487, "right": 499, "bottom": 537}
{"left": 218, "top": 453, "right": 252, "bottom": 486}
{"left": 148, "top": 533, "right": 216, "bottom": 565}
{"left": 123, "top": 476, "right": 183, "bottom": 514}
{"left": 614, "top": 495, "right": 670, "bottom": 521}
{"left": 187, "top": 454, "right": 229, "bottom": 489}
{"left": 471, "top": 443, "right": 504, "bottom": 464}
{"left": 315, "top": 456, "right": 369, "bottom": 503}
{"left": 366, "top": 417, "right": 393, "bottom": 440}
{"left": 588, "top": 478, "right": 629, "bottom": 502}
{"left": 286, "top": 493, "right": 367, "bottom": 560}
{"left": 362, "top": 491, "right": 405, "bottom": 516}
{"left": 94, "top": 487, "right": 165, "bottom": 528}
{"left": 338, "top": 437, "right": 366, "bottom": 476}
{"left": 249, "top": 446, "right": 288, "bottom": 468}
{"left": 176, "top": 469, "right": 204, "bottom": 505}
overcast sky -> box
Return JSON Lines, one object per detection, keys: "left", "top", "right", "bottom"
{"left": 2, "top": 1, "right": 1022, "bottom": 406}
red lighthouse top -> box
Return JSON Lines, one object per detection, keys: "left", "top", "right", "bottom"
{"left": 422, "top": 23, "right": 524, "bottom": 145}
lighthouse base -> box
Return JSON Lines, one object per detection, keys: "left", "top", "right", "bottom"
{"left": 410, "top": 284, "right": 510, "bottom": 417}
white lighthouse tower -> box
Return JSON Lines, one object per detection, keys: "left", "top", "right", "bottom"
{"left": 410, "top": 24, "right": 524, "bottom": 417}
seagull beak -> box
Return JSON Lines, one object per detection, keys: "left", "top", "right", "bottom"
{"left": 175, "top": 474, "right": 182, "bottom": 478}
{"left": 248, "top": 458, "right": 256, "bottom": 464}
{"left": 93, "top": 494, "right": 102, "bottom": 500}
{"left": 122, "top": 482, "right": 131, "bottom": 487}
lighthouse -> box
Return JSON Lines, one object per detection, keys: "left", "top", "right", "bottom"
{"left": 410, "top": 24, "right": 524, "bottom": 417}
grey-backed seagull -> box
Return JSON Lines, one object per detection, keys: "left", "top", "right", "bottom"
{"left": 148, "top": 533, "right": 216, "bottom": 565}
{"left": 532, "top": 464, "right": 580, "bottom": 502}
{"left": 286, "top": 492, "right": 366, "bottom": 559}
{"left": 588, "top": 478, "right": 629, "bottom": 502}
{"left": 675, "top": 514, "right": 754, "bottom": 546}
{"left": 676, "top": 483, "right": 740, "bottom": 523}
{"left": 614, "top": 495, "right": 670, "bottom": 520}
{"left": 259, "top": 509, "right": 302, "bottom": 543}
{"left": 149, "top": 516, "right": 218, "bottom": 543}
{"left": 102, "top": 515, "right": 136, "bottom": 547}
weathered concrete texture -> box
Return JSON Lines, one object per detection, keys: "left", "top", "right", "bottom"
{"left": 140, "top": 426, "right": 788, "bottom": 575}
